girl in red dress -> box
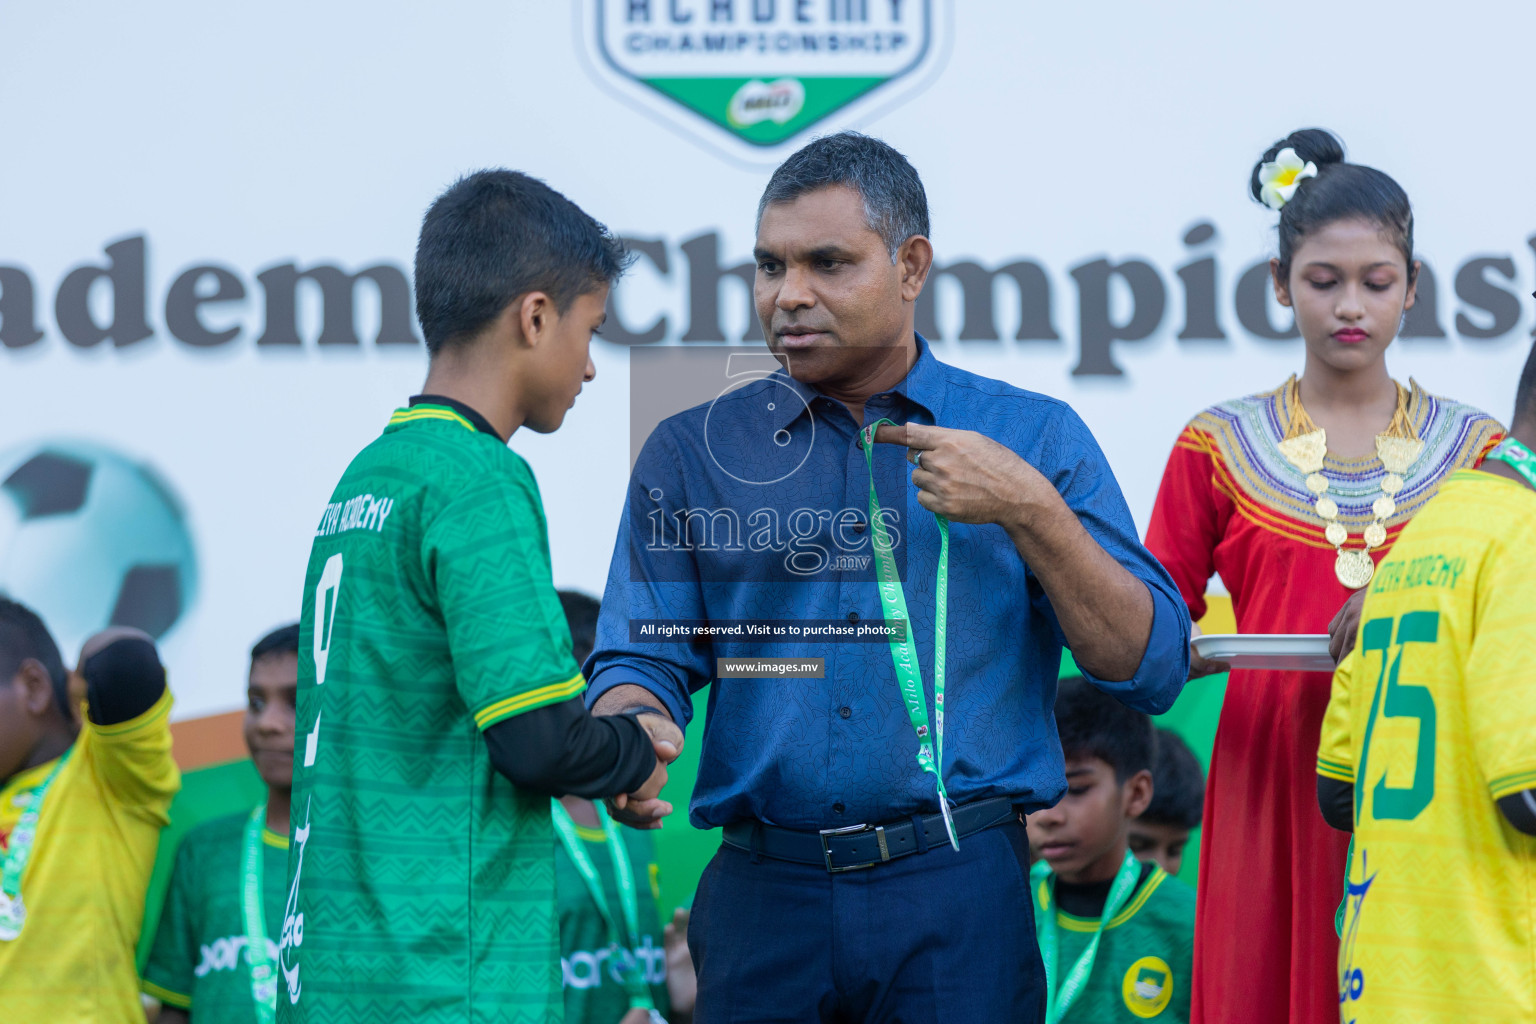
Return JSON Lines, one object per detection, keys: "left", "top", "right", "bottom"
{"left": 1145, "top": 129, "right": 1502, "bottom": 1024}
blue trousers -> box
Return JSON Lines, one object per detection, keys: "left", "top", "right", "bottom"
{"left": 688, "top": 818, "right": 1046, "bottom": 1024}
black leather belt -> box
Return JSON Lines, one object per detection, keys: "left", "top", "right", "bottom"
{"left": 720, "top": 797, "right": 1018, "bottom": 873}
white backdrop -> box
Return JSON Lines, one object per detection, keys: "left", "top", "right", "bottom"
{"left": 2, "top": 0, "right": 1532, "bottom": 720}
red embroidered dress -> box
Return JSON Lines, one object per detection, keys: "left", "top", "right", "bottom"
{"left": 1146, "top": 377, "right": 1501, "bottom": 1024}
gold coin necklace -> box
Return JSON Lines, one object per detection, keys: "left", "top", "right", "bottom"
{"left": 1275, "top": 378, "right": 1423, "bottom": 590}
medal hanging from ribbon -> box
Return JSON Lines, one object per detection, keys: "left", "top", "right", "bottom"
{"left": 0, "top": 747, "right": 73, "bottom": 942}
{"left": 551, "top": 801, "right": 665, "bottom": 1023}
{"left": 862, "top": 418, "right": 958, "bottom": 851}
{"left": 1030, "top": 849, "right": 1143, "bottom": 1024}
{"left": 241, "top": 805, "right": 279, "bottom": 1024}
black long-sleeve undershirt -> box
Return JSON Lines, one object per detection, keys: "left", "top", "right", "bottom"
{"left": 482, "top": 696, "right": 657, "bottom": 799}
{"left": 1317, "top": 776, "right": 1354, "bottom": 832}
{"left": 1318, "top": 774, "right": 1536, "bottom": 837}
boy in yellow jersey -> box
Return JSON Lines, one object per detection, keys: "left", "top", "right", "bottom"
{"left": 1318, "top": 341, "right": 1536, "bottom": 1023}
{"left": 0, "top": 602, "right": 181, "bottom": 1022}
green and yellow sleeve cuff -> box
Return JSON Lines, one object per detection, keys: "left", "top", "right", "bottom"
{"left": 1316, "top": 756, "right": 1355, "bottom": 784}
{"left": 142, "top": 978, "right": 192, "bottom": 1009}
{"left": 474, "top": 672, "right": 587, "bottom": 730}
{"left": 1489, "top": 766, "right": 1536, "bottom": 802}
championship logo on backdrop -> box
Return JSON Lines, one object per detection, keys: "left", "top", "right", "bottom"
{"left": 580, "top": 0, "right": 948, "bottom": 159}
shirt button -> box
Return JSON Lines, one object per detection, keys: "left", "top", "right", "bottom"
{"left": 856, "top": 435, "right": 865, "bottom": 449}
{"left": 839, "top": 706, "right": 851, "bottom": 719}
{"left": 833, "top": 802, "right": 846, "bottom": 814}
{"left": 846, "top": 611, "right": 859, "bottom": 623}
{"left": 853, "top": 520, "right": 867, "bottom": 534}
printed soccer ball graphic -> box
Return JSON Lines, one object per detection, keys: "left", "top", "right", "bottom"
{"left": 0, "top": 441, "right": 198, "bottom": 658}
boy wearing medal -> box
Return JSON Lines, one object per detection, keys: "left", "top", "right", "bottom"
{"left": 142, "top": 623, "right": 299, "bottom": 1024}
{"left": 1025, "top": 677, "right": 1195, "bottom": 1023}
{"left": 1318, "top": 341, "right": 1536, "bottom": 1023}
{"left": 555, "top": 592, "right": 694, "bottom": 1024}
{"left": 0, "top": 608, "right": 180, "bottom": 1021}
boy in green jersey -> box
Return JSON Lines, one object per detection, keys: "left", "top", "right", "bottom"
{"left": 554, "top": 591, "right": 695, "bottom": 1024}
{"left": 1025, "top": 677, "right": 1195, "bottom": 1023}
{"left": 1128, "top": 729, "right": 1204, "bottom": 877}
{"left": 143, "top": 623, "right": 300, "bottom": 1024}
{"left": 279, "top": 170, "right": 683, "bottom": 1024}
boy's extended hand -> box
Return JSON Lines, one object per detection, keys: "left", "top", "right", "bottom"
{"left": 609, "top": 712, "right": 683, "bottom": 830}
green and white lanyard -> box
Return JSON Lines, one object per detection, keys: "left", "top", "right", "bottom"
{"left": 241, "top": 805, "right": 278, "bottom": 1024}
{"left": 1029, "top": 849, "right": 1143, "bottom": 1024}
{"left": 0, "top": 747, "right": 74, "bottom": 941}
{"left": 1488, "top": 436, "right": 1536, "bottom": 490}
{"left": 861, "top": 418, "right": 959, "bottom": 850}
{"left": 550, "top": 801, "right": 666, "bottom": 1024}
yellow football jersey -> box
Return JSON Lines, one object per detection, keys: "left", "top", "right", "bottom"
{"left": 0, "top": 689, "right": 180, "bottom": 1022}
{"left": 1319, "top": 470, "right": 1536, "bottom": 1023}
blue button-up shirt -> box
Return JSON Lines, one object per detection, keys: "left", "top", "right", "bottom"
{"left": 587, "top": 335, "right": 1189, "bottom": 830}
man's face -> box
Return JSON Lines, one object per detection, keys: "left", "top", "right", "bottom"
{"left": 1128, "top": 820, "right": 1191, "bottom": 877}
{"left": 523, "top": 287, "right": 604, "bottom": 435}
{"left": 243, "top": 652, "right": 297, "bottom": 791}
{"left": 753, "top": 185, "right": 913, "bottom": 388}
{"left": 1026, "top": 756, "right": 1146, "bottom": 881}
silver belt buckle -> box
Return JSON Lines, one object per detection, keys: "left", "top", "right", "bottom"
{"left": 818, "top": 822, "right": 877, "bottom": 873}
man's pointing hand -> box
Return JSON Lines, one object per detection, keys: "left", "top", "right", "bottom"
{"left": 871, "top": 422, "right": 1048, "bottom": 528}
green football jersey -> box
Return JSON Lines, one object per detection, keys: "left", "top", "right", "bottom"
{"left": 142, "top": 810, "right": 288, "bottom": 1022}
{"left": 557, "top": 819, "right": 670, "bottom": 1024}
{"left": 1033, "top": 865, "right": 1196, "bottom": 1023}
{"left": 279, "top": 403, "right": 586, "bottom": 1024}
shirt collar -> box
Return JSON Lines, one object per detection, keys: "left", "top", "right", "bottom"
{"left": 409, "top": 394, "right": 504, "bottom": 443}
{"left": 767, "top": 332, "right": 945, "bottom": 432}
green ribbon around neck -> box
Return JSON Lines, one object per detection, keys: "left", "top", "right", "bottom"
{"left": 861, "top": 418, "right": 957, "bottom": 850}
{"left": 550, "top": 800, "right": 659, "bottom": 1015}
{"left": 1030, "top": 849, "right": 1144, "bottom": 1024}
{"left": 0, "top": 747, "right": 74, "bottom": 941}
{"left": 241, "top": 805, "right": 278, "bottom": 1024}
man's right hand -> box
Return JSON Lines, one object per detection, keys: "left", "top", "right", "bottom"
{"left": 609, "top": 711, "right": 683, "bottom": 830}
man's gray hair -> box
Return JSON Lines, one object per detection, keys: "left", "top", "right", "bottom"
{"left": 756, "top": 131, "right": 930, "bottom": 261}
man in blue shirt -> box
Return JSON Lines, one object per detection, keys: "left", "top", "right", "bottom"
{"left": 588, "top": 132, "right": 1190, "bottom": 1023}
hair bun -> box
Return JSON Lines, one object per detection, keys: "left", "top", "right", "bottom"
{"left": 1249, "top": 128, "right": 1346, "bottom": 204}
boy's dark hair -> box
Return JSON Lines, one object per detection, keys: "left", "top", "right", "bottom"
{"left": 251, "top": 623, "right": 301, "bottom": 664}
{"left": 1514, "top": 339, "right": 1536, "bottom": 428}
{"left": 0, "top": 598, "right": 68, "bottom": 713}
{"left": 557, "top": 590, "right": 601, "bottom": 668}
{"left": 414, "top": 170, "right": 630, "bottom": 355}
{"left": 1142, "top": 728, "right": 1205, "bottom": 829}
{"left": 1054, "top": 675, "right": 1155, "bottom": 782}
{"left": 758, "top": 131, "right": 930, "bottom": 259}
{"left": 1249, "top": 128, "right": 1414, "bottom": 283}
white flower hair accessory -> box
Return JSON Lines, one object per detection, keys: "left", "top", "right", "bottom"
{"left": 1258, "top": 147, "right": 1319, "bottom": 211}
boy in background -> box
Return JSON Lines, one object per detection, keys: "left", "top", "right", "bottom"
{"left": 1129, "top": 729, "right": 1204, "bottom": 877}
{"left": 0, "top": 603, "right": 180, "bottom": 1021}
{"left": 556, "top": 590, "right": 695, "bottom": 1024}
{"left": 1026, "top": 677, "right": 1195, "bottom": 1023}
{"left": 142, "top": 623, "right": 300, "bottom": 1023}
